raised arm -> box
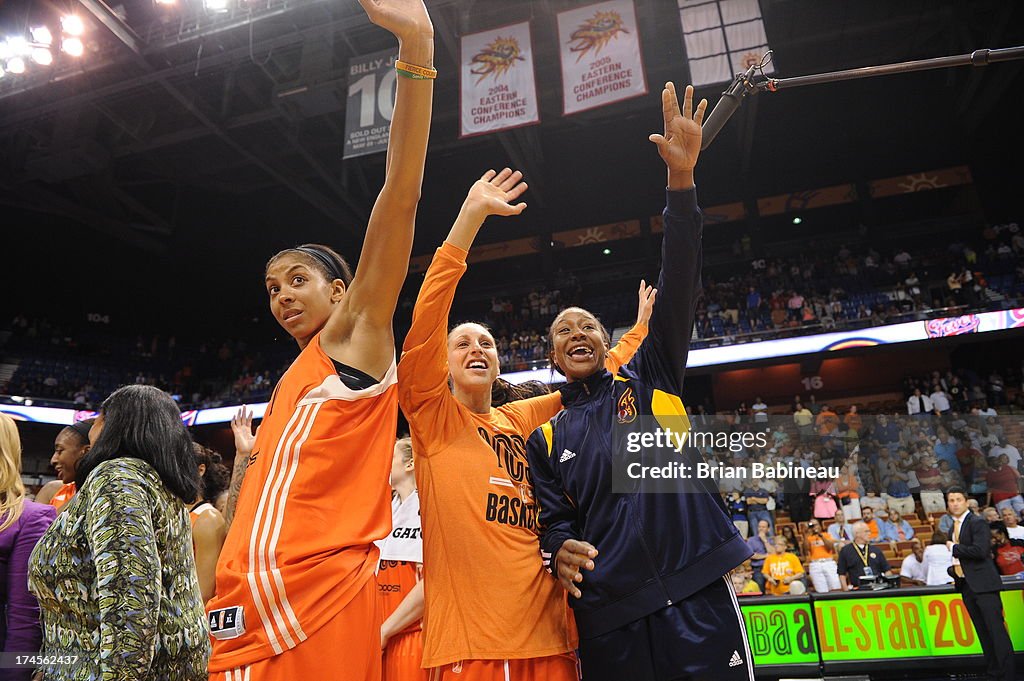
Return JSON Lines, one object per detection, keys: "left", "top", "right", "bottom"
{"left": 322, "top": 0, "right": 434, "bottom": 376}
{"left": 604, "top": 280, "right": 655, "bottom": 374}
{"left": 628, "top": 83, "right": 707, "bottom": 394}
{"left": 224, "top": 405, "right": 255, "bottom": 528}
{"left": 398, "top": 169, "right": 527, "bottom": 430}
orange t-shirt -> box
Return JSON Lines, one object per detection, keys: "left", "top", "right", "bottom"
{"left": 49, "top": 482, "right": 76, "bottom": 512}
{"left": 208, "top": 335, "right": 397, "bottom": 671}
{"left": 865, "top": 519, "right": 881, "bottom": 540}
{"left": 806, "top": 533, "right": 833, "bottom": 561}
{"left": 398, "top": 243, "right": 645, "bottom": 668}
{"left": 816, "top": 410, "right": 839, "bottom": 435}
{"left": 762, "top": 553, "right": 804, "bottom": 595}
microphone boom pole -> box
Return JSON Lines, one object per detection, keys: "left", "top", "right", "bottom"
{"left": 700, "top": 46, "right": 1024, "bottom": 150}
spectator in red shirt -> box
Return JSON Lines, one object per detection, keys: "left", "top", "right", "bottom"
{"left": 990, "top": 522, "right": 1024, "bottom": 576}
{"left": 955, "top": 437, "right": 980, "bottom": 485}
{"left": 986, "top": 454, "right": 1024, "bottom": 518}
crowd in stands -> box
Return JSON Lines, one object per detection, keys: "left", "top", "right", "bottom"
{"left": 3, "top": 222, "right": 1024, "bottom": 402}
{"left": 1, "top": 315, "right": 292, "bottom": 410}
{"left": 716, "top": 372, "right": 1024, "bottom": 596}
{"left": 685, "top": 224, "right": 1022, "bottom": 345}
{"left": 466, "top": 220, "right": 1024, "bottom": 370}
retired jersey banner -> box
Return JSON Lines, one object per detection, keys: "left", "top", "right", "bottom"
{"left": 460, "top": 22, "right": 539, "bottom": 137}
{"left": 557, "top": 0, "right": 647, "bottom": 115}
{"left": 344, "top": 48, "right": 397, "bottom": 159}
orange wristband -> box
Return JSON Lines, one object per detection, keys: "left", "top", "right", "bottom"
{"left": 395, "top": 59, "right": 436, "bottom": 80}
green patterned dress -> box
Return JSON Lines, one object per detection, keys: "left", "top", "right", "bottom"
{"left": 27, "top": 457, "right": 210, "bottom": 680}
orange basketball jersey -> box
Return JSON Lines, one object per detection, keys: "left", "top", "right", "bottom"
{"left": 378, "top": 559, "right": 421, "bottom": 635}
{"left": 49, "top": 482, "right": 75, "bottom": 512}
{"left": 190, "top": 501, "right": 215, "bottom": 528}
{"left": 207, "top": 334, "right": 397, "bottom": 672}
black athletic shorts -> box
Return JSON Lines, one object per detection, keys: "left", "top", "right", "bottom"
{"left": 577, "top": 577, "right": 754, "bottom": 681}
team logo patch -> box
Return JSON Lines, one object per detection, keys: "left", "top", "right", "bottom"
{"left": 729, "top": 650, "right": 744, "bottom": 667}
{"left": 208, "top": 606, "right": 245, "bottom": 640}
{"left": 617, "top": 387, "right": 637, "bottom": 424}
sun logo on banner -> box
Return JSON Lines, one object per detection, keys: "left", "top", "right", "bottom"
{"left": 569, "top": 11, "right": 628, "bottom": 62}
{"left": 470, "top": 36, "right": 525, "bottom": 84}
{"left": 898, "top": 173, "right": 945, "bottom": 193}
{"left": 575, "top": 227, "right": 607, "bottom": 245}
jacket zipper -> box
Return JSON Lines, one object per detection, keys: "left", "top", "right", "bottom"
{"left": 628, "top": 494, "right": 673, "bottom": 606}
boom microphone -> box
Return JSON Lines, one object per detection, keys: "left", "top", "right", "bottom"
{"left": 700, "top": 64, "right": 757, "bottom": 151}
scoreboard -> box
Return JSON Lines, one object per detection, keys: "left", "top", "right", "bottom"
{"left": 739, "top": 583, "right": 1024, "bottom": 676}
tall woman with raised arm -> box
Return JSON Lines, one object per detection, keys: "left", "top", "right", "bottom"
{"left": 205, "top": 1, "right": 435, "bottom": 678}
{"left": 398, "top": 169, "right": 652, "bottom": 681}
{"left": 526, "top": 83, "right": 754, "bottom": 681}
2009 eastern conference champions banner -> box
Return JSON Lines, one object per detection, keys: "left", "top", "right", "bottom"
{"left": 557, "top": 0, "right": 647, "bottom": 115}
{"left": 460, "top": 22, "right": 540, "bottom": 137}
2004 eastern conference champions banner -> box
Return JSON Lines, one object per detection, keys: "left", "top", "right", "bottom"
{"left": 460, "top": 22, "right": 540, "bottom": 137}
{"left": 557, "top": 0, "right": 648, "bottom": 115}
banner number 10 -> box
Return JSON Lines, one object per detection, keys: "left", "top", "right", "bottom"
{"left": 348, "top": 71, "right": 397, "bottom": 127}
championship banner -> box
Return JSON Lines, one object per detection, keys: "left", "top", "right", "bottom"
{"left": 460, "top": 22, "right": 540, "bottom": 137}
{"left": 678, "top": 0, "right": 773, "bottom": 87}
{"left": 343, "top": 48, "right": 397, "bottom": 159}
{"left": 557, "top": 0, "right": 647, "bottom": 115}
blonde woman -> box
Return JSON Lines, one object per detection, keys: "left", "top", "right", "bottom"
{"left": 0, "top": 413, "right": 55, "bottom": 681}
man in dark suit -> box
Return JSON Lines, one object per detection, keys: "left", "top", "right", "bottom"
{"left": 946, "top": 487, "right": 1015, "bottom": 681}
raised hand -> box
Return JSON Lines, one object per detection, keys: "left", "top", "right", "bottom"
{"left": 463, "top": 168, "right": 528, "bottom": 221}
{"left": 554, "top": 539, "right": 599, "bottom": 599}
{"left": 357, "top": 0, "right": 433, "bottom": 42}
{"left": 636, "top": 279, "right": 658, "bottom": 326}
{"left": 649, "top": 83, "right": 706, "bottom": 183}
{"left": 230, "top": 406, "right": 256, "bottom": 457}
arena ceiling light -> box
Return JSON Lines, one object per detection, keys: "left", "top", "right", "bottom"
{"left": 792, "top": 217, "right": 803, "bottom": 224}
{"left": 6, "top": 56, "right": 25, "bottom": 74}
{"left": 7, "top": 36, "right": 29, "bottom": 56}
{"left": 31, "top": 47, "right": 52, "bottom": 65}
{"left": 61, "top": 37, "right": 84, "bottom": 57}
{"left": 30, "top": 26, "right": 53, "bottom": 45}
{"left": 61, "top": 15, "right": 85, "bottom": 36}
{"left": 204, "top": 0, "right": 230, "bottom": 12}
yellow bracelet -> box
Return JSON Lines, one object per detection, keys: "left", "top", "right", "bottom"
{"left": 395, "top": 59, "right": 437, "bottom": 80}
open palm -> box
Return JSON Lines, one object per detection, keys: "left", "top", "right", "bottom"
{"left": 649, "top": 82, "right": 706, "bottom": 173}
{"left": 466, "top": 168, "right": 528, "bottom": 219}
{"left": 357, "top": 0, "right": 432, "bottom": 41}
